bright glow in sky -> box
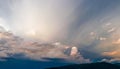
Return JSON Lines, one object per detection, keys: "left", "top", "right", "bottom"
{"left": 0, "top": 0, "right": 120, "bottom": 63}
{"left": 6, "top": 0, "right": 81, "bottom": 42}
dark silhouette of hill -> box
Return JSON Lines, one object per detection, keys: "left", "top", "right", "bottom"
{"left": 47, "top": 62, "right": 120, "bottom": 69}
{"left": 0, "top": 58, "right": 71, "bottom": 69}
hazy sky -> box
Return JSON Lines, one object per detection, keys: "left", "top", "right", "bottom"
{"left": 0, "top": 0, "right": 120, "bottom": 42}
{"left": 0, "top": 0, "right": 120, "bottom": 62}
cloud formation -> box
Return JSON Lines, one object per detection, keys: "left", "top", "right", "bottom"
{"left": 0, "top": 27, "right": 90, "bottom": 63}
{"left": 0, "top": 0, "right": 120, "bottom": 63}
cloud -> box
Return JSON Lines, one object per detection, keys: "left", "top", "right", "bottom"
{"left": 108, "top": 27, "right": 116, "bottom": 33}
{"left": 6, "top": 0, "right": 120, "bottom": 43}
{"left": 0, "top": 0, "right": 120, "bottom": 63}
{"left": 0, "top": 27, "right": 90, "bottom": 63}
{"left": 101, "top": 58, "right": 120, "bottom": 63}
{"left": 0, "top": 17, "right": 9, "bottom": 31}
{"left": 7, "top": 0, "right": 82, "bottom": 42}
{"left": 102, "top": 48, "right": 120, "bottom": 59}
{"left": 112, "top": 38, "right": 120, "bottom": 44}
{"left": 103, "top": 51, "right": 118, "bottom": 57}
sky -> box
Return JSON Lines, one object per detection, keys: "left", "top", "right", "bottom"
{"left": 0, "top": 0, "right": 120, "bottom": 63}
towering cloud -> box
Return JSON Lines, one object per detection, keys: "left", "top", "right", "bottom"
{"left": 70, "top": 47, "right": 78, "bottom": 56}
